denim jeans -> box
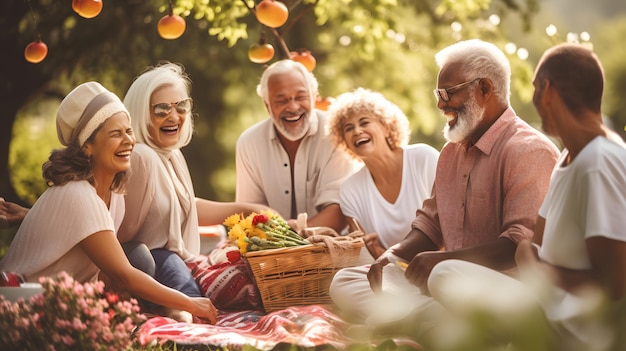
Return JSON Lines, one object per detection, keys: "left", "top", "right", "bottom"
{"left": 122, "top": 241, "right": 202, "bottom": 308}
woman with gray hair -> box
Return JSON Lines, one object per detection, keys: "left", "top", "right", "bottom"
{"left": 119, "top": 63, "right": 269, "bottom": 321}
{"left": 325, "top": 87, "right": 439, "bottom": 260}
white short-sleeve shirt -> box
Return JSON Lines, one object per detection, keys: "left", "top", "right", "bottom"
{"left": 0, "top": 181, "right": 124, "bottom": 283}
{"left": 339, "top": 144, "right": 439, "bottom": 248}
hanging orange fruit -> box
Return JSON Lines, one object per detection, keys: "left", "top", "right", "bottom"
{"left": 255, "top": 0, "right": 288, "bottom": 28}
{"left": 248, "top": 42, "right": 275, "bottom": 64}
{"left": 72, "top": 0, "right": 103, "bottom": 19}
{"left": 315, "top": 96, "right": 334, "bottom": 111}
{"left": 158, "top": 14, "right": 186, "bottom": 40}
{"left": 24, "top": 40, "right": 48, "bottom": 64}
{"left": 290, "top": 50, "right": 316, "bottom": 72}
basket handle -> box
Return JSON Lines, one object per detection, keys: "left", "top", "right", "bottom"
{"left": 306, "top": 230, "right": 364, "bottom": 263}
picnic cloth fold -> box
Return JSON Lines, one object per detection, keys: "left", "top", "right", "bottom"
{"left": 136, "top": 305, "right": 355, "bottom": 349}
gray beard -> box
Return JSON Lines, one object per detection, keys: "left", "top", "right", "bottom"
{"left": 443, "top": 96, "right": 484, "bottom": 143}
{"left": 273, "top": 113, "right": 309, "bottom": 141}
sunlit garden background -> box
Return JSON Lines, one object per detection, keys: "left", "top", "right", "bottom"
{"left": 1, "top": 0, "right": 626, "bottom": 349}
{"left": 2, "top": 0, "right": 626, "bottom": 210}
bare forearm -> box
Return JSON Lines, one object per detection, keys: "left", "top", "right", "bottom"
{"left": 545, "top": 238, "right": 626, "bottom": 299}
{"left": 196, "top": 198, "right": 271, "bottom": 226}
{"left": 441, "top": 237, "right": 518, "bottom": 271}
{"left": 538, "top": 262, "right": 601, "bottom": 296}
{"left": 122, "top": 270, "right": 200, "bottom": 312}
{"left": 388, "top": 228, "right": 439, "bottom": 261}
{"left": 83, "top": 232, "right": 203, "bottom": 315}
{"left": 306, "top": 203, "right": 346, "bottom": 233}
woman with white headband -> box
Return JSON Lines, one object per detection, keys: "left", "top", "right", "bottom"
{"left": 0, "top": 81, "right": 217, "bottom": 323}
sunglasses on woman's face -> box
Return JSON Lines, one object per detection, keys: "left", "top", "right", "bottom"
{"left": 151, "top": 98, "right": 193, "bottom": 117}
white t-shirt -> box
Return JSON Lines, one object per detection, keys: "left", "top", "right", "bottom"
{"left": 339, "top": 144, "right": 439, "bottom": 248}
{"left": 538, "top": 136, "right": 626, "bottom": 345}
{"left": 0, "top": 181, "right": 124, "bottom": 283}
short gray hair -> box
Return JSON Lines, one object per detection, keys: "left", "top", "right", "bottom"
{"left": 256, "top": 59, "right": 319, "bottom": 103}
{"left": 435, "top": 39, "right": 511, "bottom": 105}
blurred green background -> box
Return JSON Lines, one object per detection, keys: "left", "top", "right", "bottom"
{"left": 1, "top": 2, "right": 626, "bottom": 349}
{"left": 2, "top": 0, "right": 625, "bottom": 208}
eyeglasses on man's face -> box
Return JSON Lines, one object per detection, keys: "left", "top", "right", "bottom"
{"left": 152, "top": 98, "right": 193, "bottom": 117}
{"left": 433, "top": 78, "right": 482, "bottom": 102}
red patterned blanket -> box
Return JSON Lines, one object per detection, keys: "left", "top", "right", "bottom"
{"left": 138, "top": 251, "right": 421, "bottom": 349}
{"left": 136, "top": 305, "right": 356, "bottom": 349}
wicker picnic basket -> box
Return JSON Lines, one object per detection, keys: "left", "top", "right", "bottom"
{"left": 243, "top": 231, "right": 364, "bottom": 312}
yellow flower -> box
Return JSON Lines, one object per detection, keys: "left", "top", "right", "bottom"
{"left": 251, "top": 226, "right": 267, "bottom": 239}
{"left": 228, "top": 225, "right": 248, "bottom": 253}
{"left": 239, "top": 215, "right": 254, "bottom": 235}
{"left": 237, "top": 235, "right": 248, "bottom": 254}
{"left": 224, "top": 213, "right": 243, "bottom": 229}
{"left": 228, "top": 224, "right": 244, "bottom": 241}
{"left": 223, "top": 210, "right": 307, "bottom": 253}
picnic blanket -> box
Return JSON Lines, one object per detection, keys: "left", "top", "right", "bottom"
{"left": 137, "top": 239, "right": 421, "bottom": 349}
{"left": 136, "top": 304, "right": 357, "bottom": 349}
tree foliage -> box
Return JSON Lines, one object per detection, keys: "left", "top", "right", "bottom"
{"left": 593, "top": 16, "right": 626, "bottom": 140}
{"left": 2, "top": 0, "right": 541, "bottom": 206}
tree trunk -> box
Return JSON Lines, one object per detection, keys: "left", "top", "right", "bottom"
{"left": 0, "top": 1, "right": 52, "bottom": 206}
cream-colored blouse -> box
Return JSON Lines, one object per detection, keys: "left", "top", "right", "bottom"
{"left": 0, "top": 181, "right": 124, "bottom": 283}
{"left": 117, "top": 143, "right": 200, "bottom": 260}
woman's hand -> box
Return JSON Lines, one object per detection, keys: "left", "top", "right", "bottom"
{"left": 0, "top": 198, "right": 29, "bottom": 228}
{"left": 189, "top": 297, "right": 218, "bottom": 325}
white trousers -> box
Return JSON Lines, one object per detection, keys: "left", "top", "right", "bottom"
{"left": 427, "top": 259, "right": 616, "bottom": 351}
{"left": 329, "top": 263, "right": 442, "bottom": 327}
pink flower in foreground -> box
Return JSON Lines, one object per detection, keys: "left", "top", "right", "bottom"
{"left": 61, "top": 334, "right": 75, "bottom": 345}
{"left": 0, "top": 271, "right": 145, "bottom": 350}
{"left": 72, "top": 317, "right": 87, "bottom": 330}
{"left": 106, "top": 292, "right": 119, "bottom": 304}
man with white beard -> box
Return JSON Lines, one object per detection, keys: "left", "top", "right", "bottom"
{"left": 329, "top": 39, "right": 560, "bottom": 336}
{"left": 235, "top": 60, "right": 356, "bottom": 233}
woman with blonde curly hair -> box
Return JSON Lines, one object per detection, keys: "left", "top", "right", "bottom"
{"left": 326, "top": 87, "right": 439, "bottom": 260}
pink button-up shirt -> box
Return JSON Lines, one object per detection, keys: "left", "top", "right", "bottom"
{"left": 412, "top": 108, "right": 560, "bottom": 251}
